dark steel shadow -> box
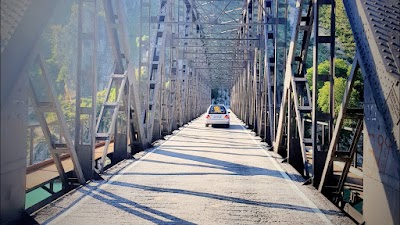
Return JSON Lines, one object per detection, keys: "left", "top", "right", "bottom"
{"left": 140, "top": 159, "right": 225, "bottom": 170}
{"left": 184, "top": 125, "right": 251, "bottom": 134}
{"left": 110, "top": 181, "right": 341, "bottom": 216}
{"left": 175, "top": 133, "right": 259, "bottom": 143}
{"left": 163, "top": 138, "right": 257, "bottom": 146}
{"left": 153, "top": 149, "right": 283, "bottom": 177}
{"left": 160, "top": 147, "right": 268, "bottom": 157}
{"left": 78, "top": 186, "right": 195, "bottom": 224}
{"left": 120, "top": 172, "right": 233, "bottom": 176}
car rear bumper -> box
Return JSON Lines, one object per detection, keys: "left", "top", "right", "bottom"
{"left": 206, "top": 119, "right": 230, "bottom": 125}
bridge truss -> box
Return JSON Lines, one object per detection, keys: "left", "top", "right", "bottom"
{"left": 1, "top": 0, "right": 399, "bottom": 224}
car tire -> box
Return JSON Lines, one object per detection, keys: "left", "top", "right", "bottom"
{"left": 226, "top": 124, "right": 230, "bottom": 128}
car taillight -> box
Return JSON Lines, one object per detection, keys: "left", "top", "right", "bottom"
{"left": 224, "top": 115, "right": 229, "bottom": 119}
{"left": 206, "top": 115, "right": 211, "bottom": 119}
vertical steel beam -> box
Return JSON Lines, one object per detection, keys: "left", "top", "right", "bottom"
{"left": 273, "top": 0, "right": 288, "bottom": 140}
{"left": 344, "top": 2, "right": 400, "bottom": 223}
{"left": 312, "top": 0, "right": 336, "bottom": 187}
{"left": 1, "top": 1, "right": 58, "bottom": 222}
{"left": 0, "top": 72, "right": 29, "bottom": 224}
{"left": 146, "top": 0, "right": 169, "bottom": 143}
{"left": 160, "top": 0, "right": 174, "bottom": 136}
{"left": 318, "top": 55, "right": 361, "bottom": 191}
{"left": 312, "top": 0, "right": 319, "bottom": 188}
{"left": 168, "top": 0, "right": 179, "bottom": 132}
{"left": 274, "top": 0, "right": 314, "bottom": 176}
{"left": 263, "top": 0, "right": 276, "bottom": 145}
{"left": 96, "top": 0, "right": 133, "bottom": 171}
{"left": 74, "top": 0, "right": 97, "bottom": 180}
{"left": 31, "top": 55, "right": 86, "bottom": 186}
{"left": 132, "top": 0, "right": 151, "bottom": 150}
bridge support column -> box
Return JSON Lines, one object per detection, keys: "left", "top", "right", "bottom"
{"left": 75, "top": 0, "right": 97, "bottom": 179}
{"left": 363, "top": 79, "right": 399, "bottom": 225}
{"left": 343, "top": 1, "right": 400, "bottom": 223}
{"left": 0, "top": 79, "right": 28, "bottom": 224}
{"left": 1, "top": 0, "right": 59, "bottom": 222}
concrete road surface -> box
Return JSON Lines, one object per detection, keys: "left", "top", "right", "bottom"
{"left": 34, "top": 113, "right": 354, "bottom": 225}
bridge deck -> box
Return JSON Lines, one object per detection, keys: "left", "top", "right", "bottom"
{"left": 26, "top": 143, "right": 114, "bottom": 191}
{"left": 34, "top": 113, "right": 354, "bottom": 224}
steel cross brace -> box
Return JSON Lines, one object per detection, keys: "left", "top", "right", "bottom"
{"left": 273, "top": 0, "right": 314, "bottom": 177}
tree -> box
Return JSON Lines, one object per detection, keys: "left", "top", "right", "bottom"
{"left": 306, "top": 58, "right": 350, "bottom": 91}
{"left": 348, "top": 66, "right": 364, "bottom": 103}
{"left": 319, "top": 1, "right": 356, "bottom": 61}
{"left": 317, "top": 77, "right": 360, "bottom": 115}
{"left": 136, "top": 35, "right": 149, "bottom": 47}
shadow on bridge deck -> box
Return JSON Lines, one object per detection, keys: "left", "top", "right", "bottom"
{"left": 32, "top": 113, "right": 354, "bottom": 225}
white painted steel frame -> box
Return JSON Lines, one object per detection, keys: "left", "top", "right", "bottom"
{"left": 95, "top": 0, "right": 133, "bottom": 172}
{"left": 273, "top": 0, "right": 314, "bottom": 177}
{"left": 29, "top": 55, "right": 85, "bottom": 186}
{"left": 75, "top": 0, "right": 97, "bottom": 180}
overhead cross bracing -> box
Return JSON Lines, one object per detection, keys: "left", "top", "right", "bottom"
{"left": 183, "top": 0, "right": 257, "bottom": 88}
{"left": 0, "top": 0, "right": 399, "bottom": 225}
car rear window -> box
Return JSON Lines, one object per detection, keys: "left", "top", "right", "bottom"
{"left": 209, "top": 105, "right": 227, "bottom": 114}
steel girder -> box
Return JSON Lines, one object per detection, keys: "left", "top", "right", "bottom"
{"left": 272, "top": 0, "right": 288, "bottom": 142}
{"left": 161, "top": 0, "right": 178, "bottom": 136}
{"left": 136, "top": 0, "right": 152, "bottom": 148}
{"left": 273, "top": 0, "right": 314, "bottom": 177}
{"left": 0, "top": 0, "right": 61, "bottom": 223}
{"left": 3, "top": 1, "right": 400, "bottom": 224}
{"left": 141, "top": 0, "right": 211, "bottom": 142}
{"left": 269, "top": 0, "right": 398, "bottom": 223}
{"left": 311, "top": 0, "right": 336, "bottom": 188}
{"left": 75, "top": 0, "right": 97, "bottom": 180}
{"left": 190, "top": 0, "right": 251, "bottom": 89}
{"left": 230, "top": 0, "right": 289, "bottom": 146}
{"left": 318, "top": 55, "right": 364, "bottom": 223}
{"left": 148, "top": 0, "right": 169, "bottom": 142}
{"left": 231, "top": 0, "right": 256, "bottom": 126}
{"left": 94, "top": 0, "right": 131, "bottom": 172}
{"left": 30, "top": 55, "right": 86, "bottom": 187}
{"left": 343, "top": 0, "right": 400, "bottom": 224}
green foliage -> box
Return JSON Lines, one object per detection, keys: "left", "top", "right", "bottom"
{"left": 333, "top": 59, "right": 349, "bottom": 78}
{"left": 97, "top": 88, "right": 117, "bottom": 103}
{"left": 307, "top": 1, "right": 365, "bottom": 106}
{"left": 48, "top": 25, "right": 63, "bottom": 60}
{"left": 60, "top": 100, "right": 76, "bottom": 121}
{"left": 348, "top": 66, "right": 364, "bottom": 102}
{"left": 317, "top": 77, "right": 360, "bottom": 115}
{"left": 80, "top": 98, "right": 92, "bottom": 108}
{"left": 96, "top": 88, "right": 117, "bottom": 119}
{"left": 56, "top": 65, "right": 68, "bottom": 83}
{"left": 44, "top": 3, "right": 79, "bottom": 95}
{"left": 136, "top": 35, "right": 149, "bottom": 47}
{"left": 97, "top": 88, "right": 108, "bottom": 103}
{"left": 45, "top": 112, "right": 58, "bottom": 124}
{"left": 319, "top": 2, "right": 355, "bottom": 61}
{"left": 305, "top": 44, "right": 330, "bottom": 69}
{"left": 306, "top": 58, "right": 350, "bottom": 91}
{"left": 135, "top": 67, "right": 148, "bottom": 82}
{"left": 56, "top": 88, "right": 117, "bottom": 123}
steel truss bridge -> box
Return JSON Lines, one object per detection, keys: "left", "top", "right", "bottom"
{"left": 1, "top": 0, "right": 399, "bottom": 224}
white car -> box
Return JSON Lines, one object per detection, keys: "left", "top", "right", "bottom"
{"left": 205, "top": 104, "right": 230, "bottom": 128}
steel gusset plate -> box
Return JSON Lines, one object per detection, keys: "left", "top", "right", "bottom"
{"left": 344, "top": 0, "right": 400, "bottom": 151}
